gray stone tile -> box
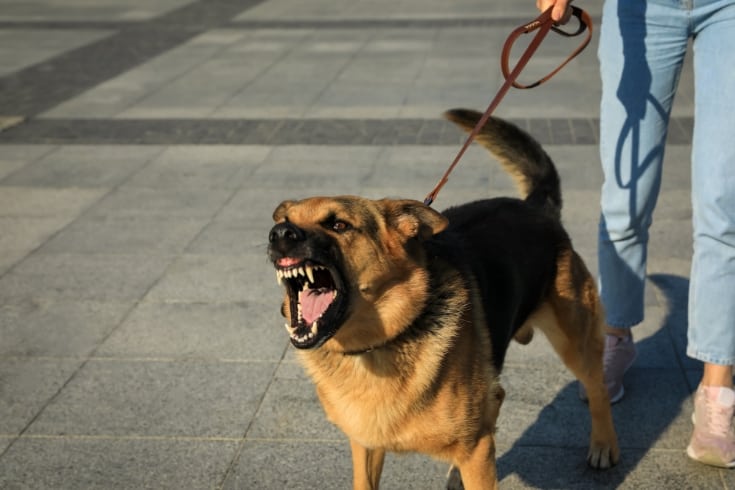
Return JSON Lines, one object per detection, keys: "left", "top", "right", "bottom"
{"left": 309, "top": 81, "right": 407, "bottom": 119}
{"left": 0, "top": 0, "right": 193, "bottom": 22}
{"left": 89, "top": 186, "right": 234, "bottom": 219}
{"left": 495, "top": 446, "right": 725, "bottom": 490}
{"left": 0, "top": 358, "right": 82, "bottom": 434}
{"left": 125, "top": 145, "right": 270, "bottom": 189}
{"left": 2, "top": 145, "right": 162, "bottom": 188}
{"left": 97, "top": 301, "right": 287, "bottom": 361}
{"left": 0, "top": 29, "right": 113, "bottom": 76}
{"left": 0, "top": 250, "right": 26, "bottom": 277}
{"left": 647, "top": 273, "right": 701, "bottom": 371}
{"left": 0, "top": 299, "right": 131, "bottom": 357}
{"left": 609, "top": 368, "right": 694, "bottom": 451}
{"left": 38, "top": 215, "right": 210, "bottom": 255}
{"left": 226, "top": 440, "right": 351, "bottom": 490}
{"left": 546, "top": 145, "right": 604, "bottom": 190}
{"left": 248, "top": 145, "right": 381, "bottom": 190}
{"left": 246, "top": 377, "right": 342, "bottom": 441}
{"left": 186, "top": 219, "right": 271, "bottom": 254}
{"left": 228, "top": 440, "right": 450, "bottom": 490}
{"left": 399, "top": 81, "right": 503, "bottom": 119}
{"left": 0, "top": 216, "right": 74, "bottom": 273}
{"left": 116, "top": 60, "right": 261, "bottom": 119}
{"left": 496, "top": 365, "right": 692, "bottom": 452}
{"left": 337, "top": 52, "right": 426, "bottom": 84}
{"left": 274, "top": 358, "right": 307, "bottom": 379}
{"left": 42, "top": 41, "right": 232, "bottom": 119}
{"left": 0, "top": 437, "right": 239, "bottom": 490}
{"left": 143, "top": 253, "right": 281, "bottom": 304}
{"left": 0, "top": 145, "right": 55, "bottom": 181}
{"left": 26, "top": 359, "right": 276, "bottom": 438}
{"left": 0, "top": 186, "right": 106, "bottom": 218}
{"left": 649, "top": 219, "right": 694, "bottom": 261}
{"left": 0, "top": 253, "right": 172, "bottom": 302}
{"left": 210, "top": 82, "right": 324, "bottom": 118}
{"left": 367, "top": 145, "right": 497, "bottom": 190}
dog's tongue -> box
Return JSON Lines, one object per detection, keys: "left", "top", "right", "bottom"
{"left": 300, "top": 288, "right": 333, "bottom": 325}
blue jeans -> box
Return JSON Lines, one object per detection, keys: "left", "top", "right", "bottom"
{"left": 597, "top": 0, "right": 735, "bottom": 365}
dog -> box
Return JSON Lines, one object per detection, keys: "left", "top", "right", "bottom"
{"left": 267, "top": 109, "right": 619, "bottom": 490}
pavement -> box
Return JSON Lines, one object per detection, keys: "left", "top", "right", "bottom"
{"left": 0, "top": 0, "right": 729, "bottom": 489}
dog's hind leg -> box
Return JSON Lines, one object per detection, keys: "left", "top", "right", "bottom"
{"left": 349, "top": 440, "right": 385, "bottom": 490}
{"left": 530, "top": 250, "right": 620, "bottom": 469}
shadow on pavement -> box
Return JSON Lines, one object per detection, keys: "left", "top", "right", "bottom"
{"left": 496, "top": 274, "right": 696, "bottom": 488}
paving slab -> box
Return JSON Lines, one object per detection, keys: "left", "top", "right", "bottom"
{"left": 97, "top": 301, "right": 287, "bottom": 361}
{"left": 0, "top": 437, "right": 240, "bottom": 490}
{"left": 25, "top": 359, "right": 276, "bottom": 438}
{"left": 0, "top": 299, "right": 132, "bottom": 358}
{"left": 0, "top": 358, "right": 82, "bottom": 435}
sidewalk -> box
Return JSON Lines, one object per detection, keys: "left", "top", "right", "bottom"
{"left": 0, "top": 0, "right": 726, "bottom": 488}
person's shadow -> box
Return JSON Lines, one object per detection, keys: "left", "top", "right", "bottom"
{"left": 495, "top": 274, "right": 697, "bottom": 488}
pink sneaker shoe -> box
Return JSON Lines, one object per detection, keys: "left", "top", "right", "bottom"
{"left": 579, "top": 334, "right": 637, "bottom": 404}
{"left": 687, "top": 385, "right": 735, "bottom": 468}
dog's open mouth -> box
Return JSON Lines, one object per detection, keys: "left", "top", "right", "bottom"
{"left": 274, "top": 257, "right": 347, "bottom": 349}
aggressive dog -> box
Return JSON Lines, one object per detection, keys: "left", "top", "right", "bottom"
{"left": 267, "top": 109, "right": 619, "bottom": 489}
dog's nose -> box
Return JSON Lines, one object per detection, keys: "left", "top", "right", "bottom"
{"left": 269, "top": 222, "right": 305, "bottom": 245}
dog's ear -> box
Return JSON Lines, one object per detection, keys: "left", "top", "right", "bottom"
{"left": 272, "top": 200, "right": 296, "bottom": 222}
{"left": 380, "top": 199, "right": 448, "bottom": 241}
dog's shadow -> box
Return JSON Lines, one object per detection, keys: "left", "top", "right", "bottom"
{"left": 495, "top": 274, "right": 698, "bottom": 489}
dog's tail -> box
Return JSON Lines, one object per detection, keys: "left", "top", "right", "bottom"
{"left": 444, "top": 108, "right": 562, "bottom": 220}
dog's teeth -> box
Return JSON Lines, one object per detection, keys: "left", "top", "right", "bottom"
{"left": 276, "top": 271, "right": 283, "bottom": 285}
{"left": 305, "top": 265, "right": 315, "bottom": 284}
{"left": 310, "top": 321, "right": 318, "bottom": 335}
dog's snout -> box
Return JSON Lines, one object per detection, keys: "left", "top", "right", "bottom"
{"left": 269, "top": 222, "right": 305, "bottom": 245}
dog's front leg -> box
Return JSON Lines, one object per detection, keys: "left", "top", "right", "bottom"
{"left": 454, "top": 433, "right": 499, "bottom": 490}
{"left": 349, "top": 439, "right": 386, "bottom": 490}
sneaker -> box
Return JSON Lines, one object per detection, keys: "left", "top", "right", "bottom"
{"left": 686, "top": 385, "right": 735, "bottom": 468}
{"left": 579, "top": 334, "right": 637, "bottom": 404}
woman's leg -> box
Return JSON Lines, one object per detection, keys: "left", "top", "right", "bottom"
{"left": 598, "top": 0, "right": 689, "bottom": 329}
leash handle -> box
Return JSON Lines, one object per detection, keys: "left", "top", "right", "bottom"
{"left": 423, "top": 6, "right": 592, "bottom": 207}
{"left": 501, "top": 6, "right": 593, "bottom": 89}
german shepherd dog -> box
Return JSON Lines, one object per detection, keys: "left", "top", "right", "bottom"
{"left": 267, "top": 109, "right": 619, "bottom": 489}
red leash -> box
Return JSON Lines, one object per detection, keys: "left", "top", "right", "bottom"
{"left": 423, "top": 6, "right": 593, "bottom": 207}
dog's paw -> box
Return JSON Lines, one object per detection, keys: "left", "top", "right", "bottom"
{"left": 587, "top": 442, "right": 619, "bottom": 469}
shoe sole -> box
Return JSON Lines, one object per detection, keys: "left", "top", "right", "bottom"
{"left": 688, "top": 412, "right": 735, "bottom": 468}
{"left": 686, "top": 444, "right": 735, "bottom": 468}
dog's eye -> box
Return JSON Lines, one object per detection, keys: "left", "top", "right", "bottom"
{"left": 321, "top": 214, "right": 353, "bottom": 233}
{"left": 332, "top": 220, "right": 352, "bottom": 233}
